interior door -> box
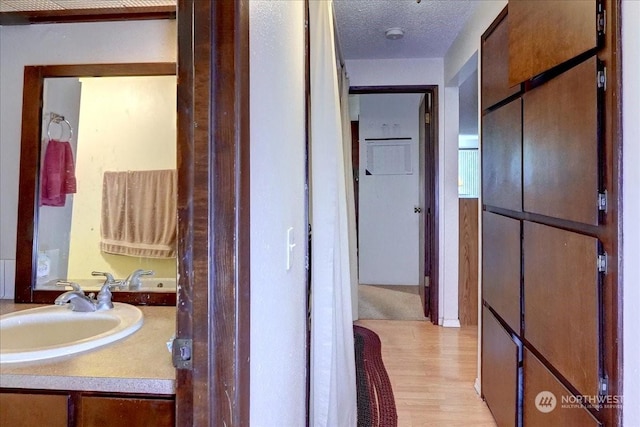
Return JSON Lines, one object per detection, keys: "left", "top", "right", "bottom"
{"left": 358, "top": 94, "right": 422, "bottom": 286}
{"left": 418, "top": 94, "right": 427, "bottom": 313}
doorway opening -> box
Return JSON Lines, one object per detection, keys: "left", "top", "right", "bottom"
{"left": 349, "top": 85, "right": 438, "bottom": 323}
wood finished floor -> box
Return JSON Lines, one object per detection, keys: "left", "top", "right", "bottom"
{"left": 356, "top": 320, "right": 497, "bottom": 427}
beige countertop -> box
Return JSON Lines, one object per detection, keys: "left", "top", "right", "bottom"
{"left": 0, "top": 301, "right": 176, "bottom": 395}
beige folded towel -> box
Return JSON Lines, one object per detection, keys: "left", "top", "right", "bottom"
{"left": 100, "top": 169, "right": 177, "bottom": 258}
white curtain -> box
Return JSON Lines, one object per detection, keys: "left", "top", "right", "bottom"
{"left": 339, "top": 64, "right": 360, "bottom": 322}
{"left": 309, "top": 1, "right": 357, "bottom": 426}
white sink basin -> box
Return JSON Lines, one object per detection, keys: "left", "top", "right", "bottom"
{"left": 0, "top": 303, "right": 143, "bottom": 364}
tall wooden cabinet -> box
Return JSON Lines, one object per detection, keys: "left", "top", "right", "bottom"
{"left": 480, "top": 1, "right": 620, "bottom": 426}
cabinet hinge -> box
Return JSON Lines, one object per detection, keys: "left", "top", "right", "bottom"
{"left": 599, "top": 376, "right": 609, "bottom": 395}
{"left": 597, "top": 6, "right": 606, "bottom": 35}
{"left": 597, "top": 68, "right": 607, "bottom": 91}
{"left": 172, "top": 338, "right": 192, "bottom": 369}
{"left": 598, "top": 190, "right": 607, "bottom": 212}
{"left": 425, "top": 112, "right": 430, "bottom": 124}
{"left": 597, "top": 253, "right": 608, "bottom": 274}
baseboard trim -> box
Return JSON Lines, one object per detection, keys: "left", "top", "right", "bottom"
{"left": 442, "top": 319, "right": 461, "bottom": 328}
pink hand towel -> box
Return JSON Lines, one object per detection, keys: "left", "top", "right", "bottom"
{"left": 40, "top": 139, "right": 77, "bottom": 207}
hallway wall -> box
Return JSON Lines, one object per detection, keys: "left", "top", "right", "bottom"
{"left": 249, "top": 2, "right": 308, "bottom": 425}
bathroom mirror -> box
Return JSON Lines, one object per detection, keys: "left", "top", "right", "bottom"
{"left": 15, "top": 63, "right": 177, "bottom": 305}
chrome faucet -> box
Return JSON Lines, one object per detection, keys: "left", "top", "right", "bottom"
{"left": 54, "top": 280, "right": 121, "bottom": 311}
{"left": 123, "top": 269, "right": 154, "bottom": 290}
{"left": 55, "top": 281, "right": 97, "bottom": 312}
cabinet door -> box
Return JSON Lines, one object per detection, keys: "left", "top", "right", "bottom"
{"left": 482, "top": 307, "right": 518, "bottom": 427}
{"left": 523, "top": 57, "right": 600, "bottom": 225}
{"left": 482, "top": 99, "right": 522, "bottom": 212}
{"left": 482, "top": 11, "right": 520, "bottom": 109}
{"left": 508, "top": 0, "right": 598, "bottom": 84}
{"left": 524, "top": 349, "right": 601, "bottom": 426}
{"left": 524, "top": 222, "right": 600, "bottom": 397}
{"left": 482, "top": 212, "right": 520, "bottom": 332}
{"left": 79, "top": 395, "right": 175, "bottom": 427}
{"left": 0, "top": 392, "right": 68, "bottom": 427}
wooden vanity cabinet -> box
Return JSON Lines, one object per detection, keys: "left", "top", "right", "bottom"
{"left": 78, "top": 394, "right": 175, "bottom": 427}
{"left": 0, "top": 389, "right": 175, "bottom": 427}
{"left": 0, "top": 391, "right": 69, "bottom": 427}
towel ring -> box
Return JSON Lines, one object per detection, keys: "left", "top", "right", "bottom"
{"left": 47, "top": 115, "right": 73, "bottom": 142}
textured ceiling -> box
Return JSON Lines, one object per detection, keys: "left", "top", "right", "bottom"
{"left": 333, "top": 0, "right": 478, "bottom": 60}
{"left": 0, "top": 0, "right": 175, "bottom": 12}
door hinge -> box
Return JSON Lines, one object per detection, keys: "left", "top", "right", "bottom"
{"left": 599, "top": 376, "right": 609, "bottom": 395}
{"left": 425, "top": 112, "right": 430, "bottom": 124}
{"left": 597, "top": 6, "right": 606, "bottom": 35}
{"left": 598, "top": 190, "right": 607, "bottom": 212}
{"left": 172, "top": 338, "right": 192, "bottom": 369}
{"left": 597, "top": 253, "right": 608, "bottom": 274}
{"left": 597, "top": 68, "right": 607, "bottom": 91}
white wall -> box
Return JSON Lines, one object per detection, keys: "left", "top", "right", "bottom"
{"left": 441, "top": 0, "right": 508, "bottom": 389}
{"left": 0, "top": 20, "right": 176, "bottom": 298}
{"left": 67, "top": 76, "right": 177, "bottom": 280}
{"left": 345, "top": 57, "right": 463, "bottom": 325}
{"left": 249, "top": 2, "right": 308, "bottom": 426}
{"left": 622, "top": 1, "right": 640, "bottom": 424}
{"left": 37, "top": 77, "right": 82, "bottom": 285}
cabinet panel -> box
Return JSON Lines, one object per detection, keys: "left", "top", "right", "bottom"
{"left": 482, "top": 307, "right": 518, "bottom": 427}
{"left": 523, "top": 57, "right": 599, "bottom": 225}
{"left": 482, "top": 212, "right": 520, "bottom": 332}
{"left": 459, "top": 198, "right": 478, "bottom": 326}
{"left": 79, "top": 395, "right": 175, "bottom": 427}
{"left": 524, "top": 222, "right": 600, "bottom": 397}
{"left": 482, "top": 99, "right": 522, "bottom": 212}
{"left": 508, "top": 0, "right": 598, "bottom": 84}
{"left": 0, "top": 392, "right": 68, "bottom": 427}
{"left": 524, "top": 349, "right": 601, "bottom": 426}
{"left": 482, "top": 11, "right": 520, "bottom": 109}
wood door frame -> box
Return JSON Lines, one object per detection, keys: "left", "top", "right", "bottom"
{"left": 175, "top": 0, "right": 250, "bottom": 425}
{"left": 349, "top": 85, "right": 439, "bottom": 324}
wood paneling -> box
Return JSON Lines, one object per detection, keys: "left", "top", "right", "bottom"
{"left": 481, "top": 1, "right": 621, "bottom": 425}
{"left": 175, "top": 1, "right": 251, "bottom": 425}
{"left": 508, "top": 0, "right": 598, "bottom": 85}
{"left": 523, "top": 57, "right": 600, "bottom": 225}
{"left": 481, "top": 10, "right": 520, "bottom": 110}
{"left": 524, "top": 222, "right": 600, "bottom": 397}
{"left": 0, "top": 7, "right": 175, "bottom": 25}
{"left": 458, "top": 198, "right": 478, "bottom": 326}
{"left": 0, "top": 392, "right": 68, "bottom": 427}
{"left": 78, "top": 395, "right": 175, "bottom": 427}
{"left": 482, "top": 98, "right": 522, "bottom": 212}
{"left": 524, "top": 349, "right": 601, "bottom": 427}
{"left": 481, "top": 307, "right": 518, "bottom": 427}
{"left": 482, "top": 212, "right": 520, "bottom": 333}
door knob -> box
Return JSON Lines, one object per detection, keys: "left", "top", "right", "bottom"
{"left": 414, "top": 207, "right": 422, "bottom": 213}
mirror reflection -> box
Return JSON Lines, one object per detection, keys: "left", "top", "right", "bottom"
{"left": 36, "top": 75, "right": 177, "bottom": 292}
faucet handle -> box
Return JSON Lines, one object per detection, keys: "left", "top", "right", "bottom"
{"left": 92, "top": 271, "right": 115, "bottom": 283}
{"left": 96, "top": 280, "right": 124, "bottom": 310}
{"left": 126, "top": 269, "right": 154, "bottom": 290}
{"left": 56, "top": 281, "right": 82, "bottom": 292}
